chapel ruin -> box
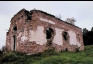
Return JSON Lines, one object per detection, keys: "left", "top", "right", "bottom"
{"left": 6, "top": 9, "right": 84, "bottom": 54}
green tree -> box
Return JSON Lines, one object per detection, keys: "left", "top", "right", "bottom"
{"left": 83, "top": 28, "right": 88, "bottom": 34}
{"left": 91, "top": 27, "right": 93, "bottom": 32}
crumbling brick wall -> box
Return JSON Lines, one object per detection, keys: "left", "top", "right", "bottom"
{"left": 6, "top": 9, "right": 84, "bottom": 54}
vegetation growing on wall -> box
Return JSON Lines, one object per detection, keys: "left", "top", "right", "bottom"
{"left": 0, "top": 45, "right": 93, "bottom": 64}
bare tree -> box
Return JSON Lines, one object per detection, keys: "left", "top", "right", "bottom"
{"left": 65, "top": 17, "right": 76, "bottom": 25}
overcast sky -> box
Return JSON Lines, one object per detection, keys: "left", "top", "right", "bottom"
{"left": 0, "top": 1, "right": 93, "bottom": 49}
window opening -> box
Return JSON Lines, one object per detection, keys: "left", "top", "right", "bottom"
{"left": 13, "top": 26, "right": 17, "bottom": 31}
{"left": 63, "top": 32, "right": 68, "bottom": 41}
{"left": 46, "top": 28, "right": 53, "bottom": 39}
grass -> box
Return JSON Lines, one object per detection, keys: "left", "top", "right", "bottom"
{"left": 0, "top": 45, "right": 93, "bottom": 64}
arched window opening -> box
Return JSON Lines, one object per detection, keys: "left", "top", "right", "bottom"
{"left": 77, "top": 34, "right": 80, "bottom": 42}
{"left": 13, "top": 26, "right": 17, "bottom": 31}
{"left": 63, "top": 32, "right": 68, "bottom": 41}
{"left": 46, "top": 28, "right": 53, "bottom": 39}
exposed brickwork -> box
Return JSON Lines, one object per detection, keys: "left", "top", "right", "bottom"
{"left": 6, "top": 9, "right": 84, "bottom": 54}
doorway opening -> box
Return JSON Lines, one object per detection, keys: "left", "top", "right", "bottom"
{"left": 13, "top": 35, "right": 16, "bottom": 51}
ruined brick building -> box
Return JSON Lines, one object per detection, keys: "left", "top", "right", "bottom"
{"left": 6, "top": 9, "right": 84, "bottom": 54}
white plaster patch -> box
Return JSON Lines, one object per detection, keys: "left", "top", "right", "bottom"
{"left": 53, "top": 28, "right": 64, "bottom": 46}
{"left": 29, "top": 26, "right": 47, "bottom": 45}
{"left": 68, "top": 30, "right": 81, "bottom": 47}
{"left": 39, "top": 18, "right": 55, "bottom": 24}
{"left": 21, "top": 36, "right": 28, "bottom": 42}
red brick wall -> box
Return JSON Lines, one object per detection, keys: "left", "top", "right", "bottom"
{"left": 6, "top": 9, "right": 84, "bottom": 54}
